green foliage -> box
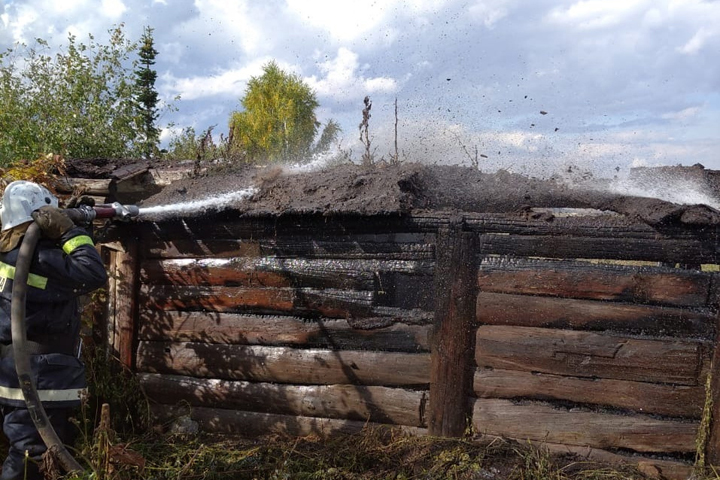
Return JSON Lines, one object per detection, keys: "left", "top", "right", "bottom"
{"left": 0, "top": 24, "right": 170, "bottom": 166}
{"left": 134, "top": 26, "right": 160, "bottom": 159}
{"left": 230, "top": 61, "right": 339, "bottom": 163}
{"left": 162, "top": 126, "right": 225, "bottom": 161}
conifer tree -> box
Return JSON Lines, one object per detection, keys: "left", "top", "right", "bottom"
{"left": 134, "top": 26, "right": 160, "bottom": 159}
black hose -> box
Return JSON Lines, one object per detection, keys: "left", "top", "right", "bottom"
{"left": 10, "top": 222, "right": 83, "bottom": 473}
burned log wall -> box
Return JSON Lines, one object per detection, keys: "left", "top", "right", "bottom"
{"left": 109, "top": 211, "right": 720, "bottom": 476}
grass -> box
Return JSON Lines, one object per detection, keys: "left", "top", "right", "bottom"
{"left": 50, "top": 424, "right": 670, "bottom": 480}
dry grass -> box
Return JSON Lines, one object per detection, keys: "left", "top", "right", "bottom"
{"left": 53, "top": 424, "right": 671, "bottom": 480}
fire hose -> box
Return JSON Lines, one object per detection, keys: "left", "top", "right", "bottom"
{"left": 11, "top": 202, "right": 140, "bottom": 474}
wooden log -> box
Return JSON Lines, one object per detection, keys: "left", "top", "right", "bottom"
{"left": 108, "top": 240, "right": 138, "bottom": 368}
{"left": 476, "top": 291, "right": 715, "bottom": 338}
{"left": 139, "top": 214, "right": 440, "bottom": 241}
{"left": 475, "top": 325, "right": 707, "bottom": 386}
{"left": 150, "top": 404, "right": 428, "bottom": 438}
{"left": 461, "top": 211, "right": 711, "bottom": 239}
{"left": 474, "top": 368, "right": 704, "bottom": 418}
{"left": 472, "top": 398, "right": 698, "bottom": 454}
{"left": 141, "top": 258, "right": 376, "bottom": 288}
{"left": 136, "top": 341, "right": 431, "bottom": 386}
{"left": 139, "top": 285, "right": 376, "bottom": 318}
{"left": 140, "top": 258, "right": 434, "bottom": 310}
{"left": 141, "top": 236, "right": 436, "bottom": 261}
{"left": 478, "top": 233, "right": 718, "bottom": 264}
{"left": 704, "top": 316, "right": 720, "bottom": 465}
{"left": 137, "top": 312, "right": 432, "bottom": 352}
{"left": 142, "top": 211, "right": 716, "bottom": 242}
{"left": 478, "top": 434, "right": 693, "bottom": 480}
{"left": 54, "top": 177, "right": 112, "bottom": 195}
{"left": 138, "top": 373, "right": 428, "bottom": 426}
{"left": 429, "top": 224, "right": 478, "bottom": 437}
{"left": 478, "top": 256, "right": 713, "bottom": 307}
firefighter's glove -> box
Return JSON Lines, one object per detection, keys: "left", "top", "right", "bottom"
{"left": 31, "top": 206, "right": 74, "bottom": 239}
{"left": 66, "top": 195, "right": 95, "bottom": 209}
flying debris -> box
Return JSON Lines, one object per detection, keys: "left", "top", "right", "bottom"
{"left": 540, "top": 110, "right": 548, "bottom": 115}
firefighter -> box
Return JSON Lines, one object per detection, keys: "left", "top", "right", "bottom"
{"left": 0, "top": 181, "right": 107, "bottom": 480}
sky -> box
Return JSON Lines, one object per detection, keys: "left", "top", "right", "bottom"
{"left": 1, "top": 0, "right": 719, "bottom": 178}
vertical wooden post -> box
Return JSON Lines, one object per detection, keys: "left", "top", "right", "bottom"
{"left": 428, "top": 220, "right": 479, "bottom": 437}
{"left": 705, "top": 312, "right": 720, "bottom": 465}
{"left": 109, "top": 239, "right": 139, "bottom": 369}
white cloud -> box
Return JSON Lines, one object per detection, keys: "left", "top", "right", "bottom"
{"left": 305, "top": 48, "right": 398, "bottom": 100}
{"left": 284, "top": 0, "right": 439, "bottom": 43}
{"left": 468, "top": 0, "right": 512, "bottom": 28}
{"left": 678, "top": 27, "right": 714, "bottom": 54}
{"left": 101, "top": 0, "right": 127, "bottom": 19}
{"left": 547, "top": 0, "right": 649, "bottom": 29}
{"left": 661, "top": 106, "right": 701, "bottom": 121}
{"left": 162, "top": 58, "right": 269, "bottom": 100}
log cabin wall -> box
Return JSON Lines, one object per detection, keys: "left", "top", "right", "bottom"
{"left": 107, "top": 209, "right": 720, "bottom": 477}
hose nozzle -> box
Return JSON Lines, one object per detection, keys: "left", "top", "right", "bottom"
{"left": 65, "top": 202, "right": 140, "bottom": 226}
{"left": 93, "top": 202, "right": 140, "bottom": 220}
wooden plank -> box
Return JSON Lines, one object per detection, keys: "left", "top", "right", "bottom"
{"left": 478, "top": 233, "right": 718, "bottom": 264}
{"left": 140, "top": 258, "right": 434, "bottom": 310}
{"left": 462, "top": 211, "right": 715, "bottom": 240}
{"left": 475, "top": 325, "right": 706, "bottom": 385}
{"left": 111, "top": 241, "right": 138, "bottom": 368}
{"left": 138, "top": 373, "right": 428, "bottom": 426}
{"left": 478, "top": 256, "right": 712, "bottom": 307}
{"left": 705, "top": 318, "right": 720, "bottom": 465}
{"left": 141, "top": 257, "right": 376, "bottom": 288}
{"left": 150, "top": 404, "right": 428, "bottom": 438}
{"left": 429, "top": 225, "right": 478, "bottom": 437}
{"left": 136, "top": 341, "right": 431, "bottom": 386}
{"left": 476, "top": 291, "right": 715, "bottom": 338}
{"left": 141, "top": 236, "right": 435, "bottom": 261}
{"left": 54, "top": 177, "right": 112, "bottom": 195}
{"left": 478, "top": 435, "right": 694, "bottom": 480}
{"left": 141, "top": 211, "right": 716, "bottom": 242}
{"left": 472, "top": 398, "right": 698, "bottom": 454}
{"left": 138, "top": 215, "right": 440, "bottom": 241}
{"left": 474, "top": 368, "right": 704, "bottom": 418}
{"left": 139, "top": 285, "right": 376, "bottom": 318}
{"left": 137, "top": 312, "right": 432, "bottom": 352}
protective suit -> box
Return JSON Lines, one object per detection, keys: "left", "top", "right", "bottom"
{"left": 0, "top": 181, "right": 108, "bottom": 480}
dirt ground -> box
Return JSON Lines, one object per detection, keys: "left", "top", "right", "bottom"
{"left": 63, "top": 158, "right": 720, "bottom": 227}
{"left": 127, "top": 161, "right": 720, "bottom": 228}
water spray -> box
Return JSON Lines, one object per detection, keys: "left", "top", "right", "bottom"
{"left": 137, "top": 187, "right": 258, "bottom": 219}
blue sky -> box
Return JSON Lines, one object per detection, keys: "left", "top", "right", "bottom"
{"left": 1, "top": 0, "right": 719, "bottom": 177}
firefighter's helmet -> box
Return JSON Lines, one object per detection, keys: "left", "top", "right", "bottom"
{"left": 0, "top": 181, "right": 58, "bottom": 231}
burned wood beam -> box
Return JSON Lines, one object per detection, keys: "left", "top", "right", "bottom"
{"left": 137, "top": 312, "right": 432, "bottom": 352}
{"left": 479, "top": 234, "right": 719, "bottom": 264}
{"left": 428, "top": 224, "right": 478, "bottom": 437}
{"left": 54, "top": 177, "right": 112, "bottom": 195}
{"left": 478, "top": 256, "right": 713, "bottom": 307}
{"left": 475, "top": 325, "right": 708, "bottom": 386}
{"left": 474, "top": 368, "right": 704, "bottom": 418}
{"left": 151, "top": 404, "right": 428, "bottom": 438}
{"left": 476, "top": 292, "right": 716, "bottom": 339}
{"left": 138, "top": 373, "right": 428, "bottom": 427}
{"left": 472, "top": 399, "right": 697, "bottom": 454}
{"left": 136, "top": 341, "right": 431, "bottom": 386}
{"left": 140, "top": 236, "right": 435, "bottom": 261}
